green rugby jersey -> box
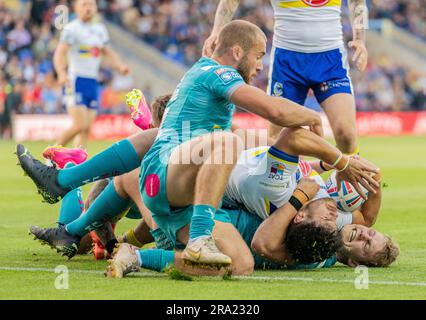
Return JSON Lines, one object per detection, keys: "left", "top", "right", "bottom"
{"left": 149, "top": 57, "right": 245, "bottom": 162}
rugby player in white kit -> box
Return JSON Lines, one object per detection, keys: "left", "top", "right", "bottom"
{"left": 54, "top": 0, "right": 129, "bottom": 149}
{"left": 203, "top": 0, "right": 368, "bottom": 155}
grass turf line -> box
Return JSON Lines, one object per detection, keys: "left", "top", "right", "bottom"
{"left": 0, "top": 138, "right": 425, "bottom": 299}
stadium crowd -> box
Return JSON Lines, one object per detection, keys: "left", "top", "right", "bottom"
{"left": 0, "top": 0, "right": 134, "bottom": 137}
{"left": 1, "top": 0, "right": 425, "bottom": 138}
{"left": 107, "top": 0, "right": 426, "bottom": 112}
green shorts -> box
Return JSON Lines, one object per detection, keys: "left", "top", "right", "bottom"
{"left": 140, "top": 145, "right": 193, "bottom": 247}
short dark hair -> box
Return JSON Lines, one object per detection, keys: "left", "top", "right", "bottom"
{"left": 151, "top": 94, "right": 171, "bottom": 127}
{"left": 286, "top": 222, "right": 339, "bottom": 264}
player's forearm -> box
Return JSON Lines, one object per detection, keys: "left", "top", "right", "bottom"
{"left": 349, "top": 0, "right": 368, "bottom": 42}
{"left": 278, "top": 128, "right": 345, "bottom": 168}
{"left": 53, "top": 45, "right": 68, "bottom": 75}
{"left": 359, "top": 177, "right": 382, "bottom": 226}
{"left": 211, "top": 0, "right": 240, "bottom": 34}
{"left": 251, "top": 203, "right": 296, "bottom": 265}
{"left": 269, "top": 97, "right": 322, "bottom": 129}
{"left": 232, "top": 86, "right": 322, "bottom": 129}
{"left": 103, "top": 46, "right": 124, "bottom": 71}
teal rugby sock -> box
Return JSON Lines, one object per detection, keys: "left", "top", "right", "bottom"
{"left": 65, "top": 180, "right": 130, "bottom": 237}
{"left": 57, "top": 162, "right": 84, "bottom": 226}
{"left": 57, "top": 139, "right": 140, "bottom": 189}
{"left": 137, "top": 249, "right": 175, "bottom": 272}
{"left": 189, "top": 204, "right": 216, "bottom": 241}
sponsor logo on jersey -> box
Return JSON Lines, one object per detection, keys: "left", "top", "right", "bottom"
{"left": 216, "top": 68, "right": 242, "bottom": 84}
{"left": 268, "top": 163, "right": 285, "bottom": 180}
{"left": 302, "top": 0, "right": 330, "bottom": 7}
{"left": 278, "top": 0, "right": 340, "bottom": 8}
{"left": 214, "top": 68, "right": 229, "bottom": 75}
{"left": 78, "top": 46, "right": 101, "bottom": 58}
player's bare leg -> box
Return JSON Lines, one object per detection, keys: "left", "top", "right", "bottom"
{"left": 321, "top": 93, "right": 358, "bottom": 154}
{"left": 57, "top": 105, "right": 88, "bottom": 147}
{"left": 114, "top": 169, "right": 156, "bottom": 229}
{"left": 16, "top": 129, "right": 158, "bottom": 204}
{"left": 166, "top": 131, "right": 244, "bottom": 268}
{"left": 73, "top": 108, "right": 97, "bottom": 149}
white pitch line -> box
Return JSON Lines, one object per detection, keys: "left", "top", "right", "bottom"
{"left": 1, "top": 266, "right": 426, "bottom": 287}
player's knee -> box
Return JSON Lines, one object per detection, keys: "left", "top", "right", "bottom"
{"left": 113, "top": 176, "right": 124, "bottom": 194}
{"left": 334, "top": 127, "right": 357, "bottom": 153}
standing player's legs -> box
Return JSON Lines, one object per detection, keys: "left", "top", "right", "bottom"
{"left": 57, "top": 105, "right": 89, "bottom": 147}
{"left": 59, "top": 77, "right": 100, "bottom": 149}
{"left": 267, "top": 47, "right": 310, "bottom": 141}
{"left": 320, "top": 93, "right": 358, "bottom": 154}
{"left": 312, "top": 48, "right": 358, "bottom": 155}
{"left": 72, "top": 108, "right": 97, "bottom": 149}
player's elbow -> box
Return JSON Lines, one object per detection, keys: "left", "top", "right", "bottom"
{"left": 363, "top": 216, "right": 377, "bottom": 227}
{"left": 251, "top": 236, "right": 272, "bottom": 258}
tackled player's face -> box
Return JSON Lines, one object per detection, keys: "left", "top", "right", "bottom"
{"left": 75, "top": 0, "right": 97, "bottom": 22}
{"left": 236, "top": 37, "right": 266, "bottom": 84}
{"left": 301, "top": 198, "right": 338, "bottom": 230}
{"left": 338, "top": 224, "right": 387, "bottom": 267}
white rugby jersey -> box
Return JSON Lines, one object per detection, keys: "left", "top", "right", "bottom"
{"left": 270, "top": 0, "right": 344, "bottom": 52}
{"left": 223, "top": 147, "right": 352, "bottom": 230}
{"left": 60, "top": 19, "right": 109, "bottom": 79}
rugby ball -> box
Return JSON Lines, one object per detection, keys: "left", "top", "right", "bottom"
{"left": 326, "top": 171, "right": 368, "bottom": 212}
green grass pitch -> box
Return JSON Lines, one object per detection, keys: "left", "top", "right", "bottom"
{"left": 0, "top": 137, "right": 425, "bottom": 300}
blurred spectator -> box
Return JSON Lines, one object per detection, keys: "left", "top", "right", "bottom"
{"left": 0, "top": 0, "right": 424, "bottom": 123}
{"left": 0, "top": 0, "right": 133, "bottom": 123}
{"left": 369, "top": 0, "right": 426, "bottom": 41}
{"left": 7, "top": 18, "right": 31, "bottom": 51}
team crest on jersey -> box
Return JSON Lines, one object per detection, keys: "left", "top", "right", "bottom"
{"left": 268, "top": 163, "right": 285, "bottom": 180}
{"left": 302, "top": 0, "right": 330, "bottom": 7}
{"left": 273, "top": 81, "right": 283, "bottom": 97}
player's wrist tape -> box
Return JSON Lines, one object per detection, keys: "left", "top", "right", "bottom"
{"left": 319, "top": 160, "right": 330, "bottom": 172}
{"left": 295, "top": 188, "right": 310, "bottom": 202}
{"left": 289, "top": 196, "right": 303, "bottom": 211}
{"left": 331, "top": 153, "right": 343, "bottom": 168}
{"left": 336, "top": 156, "right": 350, "bottom": 172}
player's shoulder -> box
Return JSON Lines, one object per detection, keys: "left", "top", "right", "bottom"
{"left": 197, "top": 58, "right": 243, "bottom": 84}
{"left": 91, "top": 21, "right": 108, "bottom": 32}
{"left": 63, "top": 19, "right": 80, "bottom": 31}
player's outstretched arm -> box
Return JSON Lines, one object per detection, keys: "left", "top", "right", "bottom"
{"left": 203, "top": 0, "right": 241, "bottom": 57}
{"left": 274, "top": 127, "right": 380, "bottom": 198}
{"left": 53, "top": 42, "right": 70, "bottom": 86}
{"left": 348, "top": 0, "right": 368, "bottom": 72}
{"left": 230, "top": 84, "right": 323, "bottom": 136}
{"left": 251, "top": 179, "right": 319, "bottom": 265}
{"left": 102, "top": 45, "right": 129, "bottom": 75}
{"left": 352, "top": 171, "right": 382, "bottom": 227}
